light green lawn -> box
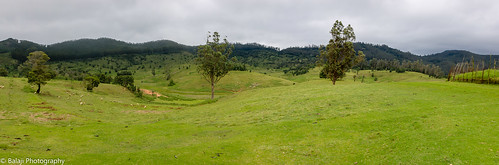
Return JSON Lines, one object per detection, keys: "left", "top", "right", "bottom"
{"left": 0, "top": 71, "right": 497, "bottom": 164}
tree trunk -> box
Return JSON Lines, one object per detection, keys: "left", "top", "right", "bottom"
{"left": 488, "top": 56, "right": 492, "bottom": 84}
{"left": 211, "top": 82, "right": 215, "bottom": 99}
{"left": 332, "top": 77, "right": 337, "bottom": 85}
{"left": 481, "top": 61, "right": 485, "bottom": 83}
{"left": 447, "top": 67, "right": 454, "bottom": 81}
{"left": 210, "top": 74, "right": 215, "bottom": 99}
{"left": 36, "top": 84, "right": 41, "bottom": 94}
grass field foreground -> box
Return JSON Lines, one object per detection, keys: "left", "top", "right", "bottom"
{"left": 0, "top": 71, "right": 498, "bottom": 164}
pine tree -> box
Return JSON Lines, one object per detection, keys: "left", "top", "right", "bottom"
{"left": 318, "top": 20, "right": 364, "bottom": 85}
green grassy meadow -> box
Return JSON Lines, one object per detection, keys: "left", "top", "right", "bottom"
{"left": 0, "top": 70, "right": 498, "bottom": 164}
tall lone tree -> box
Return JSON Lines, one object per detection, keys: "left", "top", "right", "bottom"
{"left": 197, "top": 32, "right": 234, "bottom": 99}
{"left": 23, "top": 51, "right": 55, "bottom": 93}
{"left": 318, "top": 20, "right": 364, "bottom": 85}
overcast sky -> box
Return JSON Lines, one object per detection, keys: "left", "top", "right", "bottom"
{"left": 1, "top": 0, "right": 498, "bottom": 55}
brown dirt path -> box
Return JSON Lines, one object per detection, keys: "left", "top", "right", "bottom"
{"left": 140, "top": 89, "right": 163, "bottom": 97}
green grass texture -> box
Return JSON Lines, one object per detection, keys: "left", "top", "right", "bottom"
{"left": 0, "top": 70, "right": 498, "bottom": 164}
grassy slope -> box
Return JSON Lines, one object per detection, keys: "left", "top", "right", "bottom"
{"left": 172, "top": 79, "right": 498, "bottom": 164}
{"left": 135, "top": 66, "right": 294, "bottom": 99}
{"left": 0, "top": 71, "right": 498, "bottom": 164}
{"left": 453, "top": 69, "right": 499, "bottom": 81}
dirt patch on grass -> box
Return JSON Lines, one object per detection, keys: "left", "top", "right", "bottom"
{"left": 122, "top": 110, "right": 170, "bottom": 114}
{"left": 30, "top": 102, "right": 57, "bottom": 111}
{"left": 26, "top": 112, "right": 74, "bottom": 122}
{"left": 0, "top": 111, "right": 5, "bottom": 119}
{"left": 29, "top": 106, "right": 57, "bottom": 111}
{"left": 140, "top": 89, "right": 162, "bottom": 97}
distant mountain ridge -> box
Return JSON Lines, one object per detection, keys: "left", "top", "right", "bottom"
{"left": 0, "top": 38, "right": 194, "bottom": 61}
{"left": 421, "top": 50, "right": 497, "bottom": 72}
{"left": 1, "top": 38, "right": 497, "bottom": 74}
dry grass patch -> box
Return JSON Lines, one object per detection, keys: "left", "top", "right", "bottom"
{"left": 25, "top": 112, "right": 74, "bottom": 122}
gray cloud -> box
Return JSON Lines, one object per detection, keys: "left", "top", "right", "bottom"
{"left": 1, "top": 0, "right": 498, "bottom": 55}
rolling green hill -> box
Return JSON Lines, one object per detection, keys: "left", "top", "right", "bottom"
{"left": 133, "top": 66, "right": 295, "bottom": 100}
{"left": 1, "top": 70, "right": 497, "bottom": 164}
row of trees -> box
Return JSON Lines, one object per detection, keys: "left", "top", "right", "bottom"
{"left": 354, "top": 58, "right": 444, "bottom": 78}
{"left": 83, "top": 70, "right": 138, "bottom": 92}
{"left": 448, "top": 56, "right": 498, "bottom": 84}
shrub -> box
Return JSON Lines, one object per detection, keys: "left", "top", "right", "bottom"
{"left": 95, "top": 73, "right": 113, "bottom": 83}
{"left": 127, "top": 85, "right": 136, "bottom": 92}
{"left": 231, "top": 63, "right": 247, "bottom": 71}
{"left": 0, "top": 68, "right": 8, "bottom": 77}
{"left": 84, "top": 76, "right": 100, "bottom": 91}
{"left": 135, "top": 87, "right": 143, "bottom": 98}
{"left": 168, "top": 79, "right": 176, "bottom": 86}
{"left": 396, "top": 68, "right": 406, "bottom": 73}
{"left": 114, "top": 70, "right": 135, "bottom": 91}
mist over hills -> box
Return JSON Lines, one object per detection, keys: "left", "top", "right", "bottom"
{"left": 1, "top": 37, "right": 498, "bottom": 74}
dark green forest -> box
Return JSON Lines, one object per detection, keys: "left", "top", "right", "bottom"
{"left": 1, "top": 38, "right": 498, "bottom": 79}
